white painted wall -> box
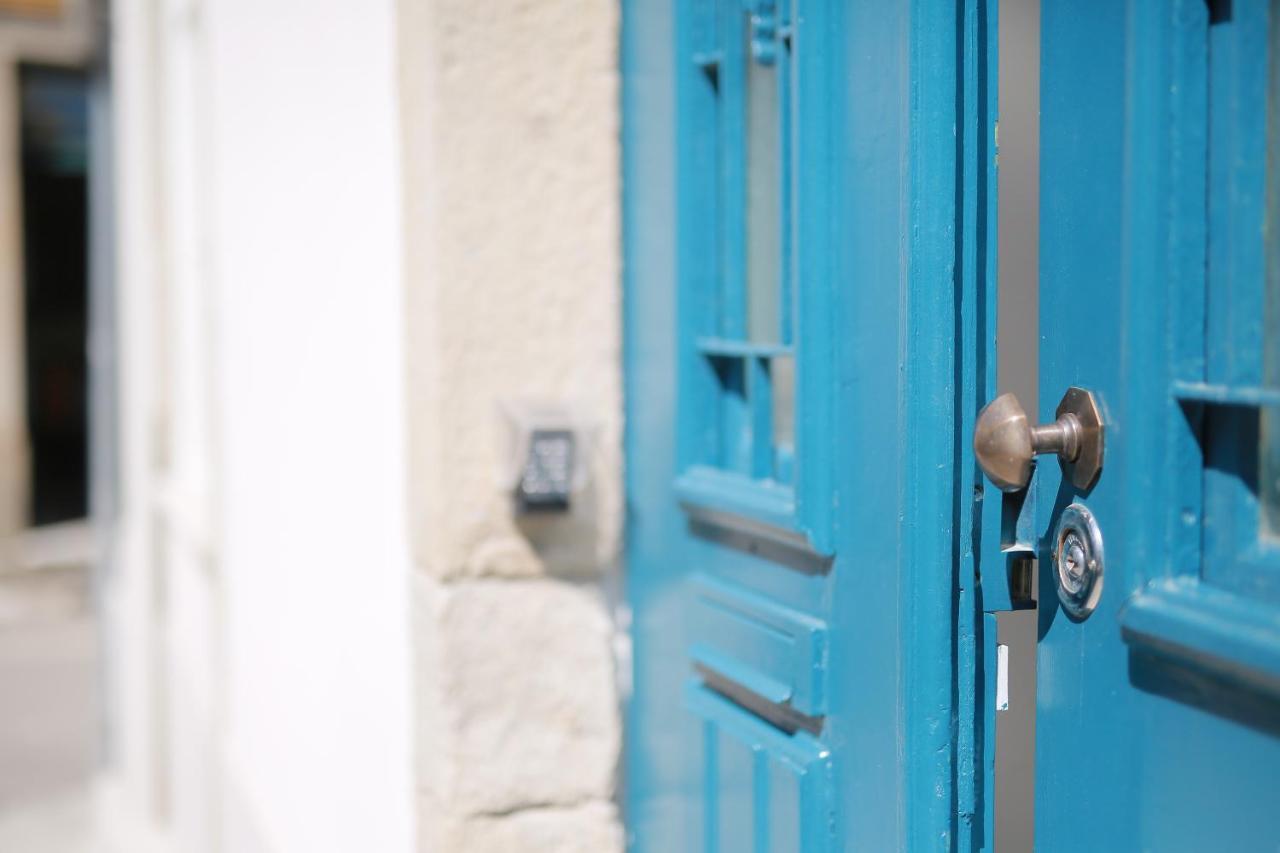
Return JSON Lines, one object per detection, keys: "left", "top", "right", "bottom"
{"left": 106, "top": 1, "right": 415, "bottom": 851}
{"left": 99, "top": 0, "right": 167, "bottom": 843}
{"left": 206, "top": 2, "right": 414, "bottom": 851}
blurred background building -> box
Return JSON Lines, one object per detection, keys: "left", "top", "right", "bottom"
{"left": 0, "top": 1, "right": 103, "bottom": 850}
{"left": 0, "top": 1, "right": 623, "bottom": 851}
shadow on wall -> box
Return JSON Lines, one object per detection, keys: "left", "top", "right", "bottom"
{"left": 513, "top": 479, "right": 610, "bottom": 578}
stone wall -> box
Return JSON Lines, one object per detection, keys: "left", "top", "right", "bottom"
{"left": 397, "top": 0, "right": 623, "bottom": 848}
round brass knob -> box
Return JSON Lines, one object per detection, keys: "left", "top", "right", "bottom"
{"left": 973, "top": 387, "right": 1104, "bottom": 493}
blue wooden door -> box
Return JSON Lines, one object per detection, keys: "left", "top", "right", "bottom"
{"left": 623, "top": 1, "right": 1001, "bottom": 850}
{"left": 1036, "top": 0, "right": 1280, "bottom": 848}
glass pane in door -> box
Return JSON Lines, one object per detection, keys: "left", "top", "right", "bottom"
{"left": 1261, "top": 0, "right": 1280, "bottom": 539}
{"left": 745, "top": 32, "right": 780, "bottom": 345}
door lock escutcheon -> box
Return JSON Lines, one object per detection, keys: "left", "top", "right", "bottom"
{"left": 1052, "top": 503, "right": 1105, "bottom": 620}
{"left": 974, "top": 386, "right": 1104, "bottom": 493}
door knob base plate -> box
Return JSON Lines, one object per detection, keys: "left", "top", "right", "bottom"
{"left": 1055, "top": 387, "right": 1104, "bottom": 491}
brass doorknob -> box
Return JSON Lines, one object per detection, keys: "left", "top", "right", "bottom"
{"left": 973, "top": 387, "right": 1104, "bottom": 493}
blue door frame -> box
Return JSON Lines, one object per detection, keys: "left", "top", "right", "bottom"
{"left": 622, "top": 1, "right": 1007, "bottom": 849}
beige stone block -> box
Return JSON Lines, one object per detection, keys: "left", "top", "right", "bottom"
{"left": 414, "top": 574, "right": 620, "bottom": 816}
{"left": 435, "top": 799, "right": 624, "bottom": 850}
{"left": 398, "top": 0, "right": 622, "bottom": 583}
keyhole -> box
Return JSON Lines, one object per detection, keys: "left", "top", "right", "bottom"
{"left": 1064, "top": 538, "right": 1084, "bottom": 577}
{"left": 1059, "top": 531, "right": 1088, "bottom": 594}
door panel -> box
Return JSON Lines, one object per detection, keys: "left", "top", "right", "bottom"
{"left": 686, "top": 685, "right": 832, "bottom": 853}
{"left": 625, "top": 2, "right": 841, "bottom": 847}
{"left": 1037, "top": 0, "right": 1280, "bottom": 848}
{"left": 624, "top": 0, "right": 1000, "bottom": 849}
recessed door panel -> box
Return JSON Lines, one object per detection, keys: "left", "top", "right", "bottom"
{"left": 686, "top": 684, "right": 832, "bottom": 853}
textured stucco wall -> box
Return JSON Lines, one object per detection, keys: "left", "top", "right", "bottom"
{"left": 401, "top": 0, "right": 622, "bottom": 582}
{"left": 397, "top": 0, "right": 623, "bottom": 848}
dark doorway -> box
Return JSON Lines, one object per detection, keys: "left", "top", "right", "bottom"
{"left": 19, "top": 64, "right": 89, "bottom": 527}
